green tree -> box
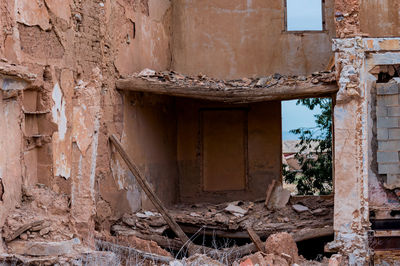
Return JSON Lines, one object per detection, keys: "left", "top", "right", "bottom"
{"left": 283, "top": 98, "right": 333, "bottom": 195}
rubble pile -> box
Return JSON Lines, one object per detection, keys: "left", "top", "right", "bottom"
{"left": 0, "top": 185, "right": 120, "bottom": 265}
{"left": 168, "top": 232, "right": 343, "bottom": 266}
{"left": 111, "top": 196, "right": 333, "bottom": 251}
{"left": 132, "top": 68, "right": 336, "bottom": 90}
{"left": 2, "top": 185, "right": 73, "bottom": 244}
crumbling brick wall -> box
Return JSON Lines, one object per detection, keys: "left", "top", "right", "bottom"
{"left": 0, "top": 0, "right": 173, "bottom": 245}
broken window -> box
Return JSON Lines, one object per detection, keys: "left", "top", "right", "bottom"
{"left": 282, "top": 98, "right": 333, "bottom": 195}
{"left": 285, "top": 0, "right": 324, "bottom": 31}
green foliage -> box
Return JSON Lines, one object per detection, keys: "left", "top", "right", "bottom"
{"left": 283, "top": 98, "right": 333, "bottom": 195}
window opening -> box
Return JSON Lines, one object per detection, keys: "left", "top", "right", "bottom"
{"left": 282, "top": 98, "right": 333, "bottom": 195}
{"left": 286, "top": 0, "right": 324, "bottom": 31}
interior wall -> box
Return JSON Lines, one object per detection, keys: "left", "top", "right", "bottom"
{"left": 177, "top": 99, "right": 282, "bottom": 203}
{"left": 112, "top": 0, "right": 172, "bottom": 76}
{"left": 172, "top": 0, "right": 335, "bottom": 79}
{"left": 0, "top": 92, "right": 22, "bottom": 229}
{"left": 360, "top": 0, "right": 400, "bottom": 37}
{"left": 104, "top": 92, "right": 179, "bottom": 215}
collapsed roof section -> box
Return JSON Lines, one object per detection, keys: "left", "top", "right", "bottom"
{"left": 116, "top": 70, "right": 337, "bottom": 103}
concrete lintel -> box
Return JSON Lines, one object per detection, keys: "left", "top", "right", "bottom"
{"left": 333, "top": 37, "right": 400, "bottom": 53}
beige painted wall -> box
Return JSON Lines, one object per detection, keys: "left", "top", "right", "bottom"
{"left": 177, "top": 99, "right": 282, "bottom": 203}
{"left": 172, "top": 0, "right": 335, "bottom": 79}
{"left": 104, "top": 92, "right": 179, "bottom": 214}
{"left": 360, "top": 0, "right": 400, "bottom": 37}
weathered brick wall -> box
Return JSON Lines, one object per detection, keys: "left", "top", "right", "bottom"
{"left": 376, "top": 80, "right": 400, "bottom": 188}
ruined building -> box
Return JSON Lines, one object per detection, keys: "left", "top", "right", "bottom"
{"left": 0, "top": 0, "right": 400, "bottom": 265}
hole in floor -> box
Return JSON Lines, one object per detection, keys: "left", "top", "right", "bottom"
{"left": 165, "top": 227, "right": 334, "bottom": 260}
{"left": 296, "top": 235, "right": 334, "bottom": 261}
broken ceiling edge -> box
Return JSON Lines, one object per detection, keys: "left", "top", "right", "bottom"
{"left": 0, "top": 61, "right": 37, "bottom": 82}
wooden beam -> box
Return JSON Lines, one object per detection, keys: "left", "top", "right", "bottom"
{"left": 291, "top": 226, "right": 334, "bottom": 242}
{"left": 264, "top": 179, "right": 277, "bottom": 208}
{"left": 246, "top": 227, "right": 265, "bottom": 252}
{"left": 109, "top": 134, "right": 195, "bottom": 254}
{"left": 116, "top": 77, "right": 338, "bottom": 103}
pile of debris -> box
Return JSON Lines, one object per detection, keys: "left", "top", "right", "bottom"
{"left": 167, "top": 232, "right": 344, "bottom": 266}
{"left": 116, "top": 69, "right": 337, "bottom": 103}
{"left": 0, "top": 185, "right": 119, "bottom": 265}
{"left": 132, "top": 68, "right": 336, "bottom": 89}
{"left": 2, "top": 185, "right": 73, "bottom": 245}
{"left": 111, "top": 196, "right": 333, "bottom": 258}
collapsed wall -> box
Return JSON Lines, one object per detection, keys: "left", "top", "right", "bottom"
{"left": 331, "top": 0, "right": 400, "bottom": 261}
{"left": 0, "top": 0, "right": 173, "bottom": 252}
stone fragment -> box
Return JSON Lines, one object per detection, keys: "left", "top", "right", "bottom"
{"left": 39, "top": 227, "right": 51, "bottom": 236}
{"left": 256, "top": 77, "right": 271, "bottom": 87}
{"left": 8, "top": 238, "right": 81, "bottom": 256}
{"left": 138, "top": 68, "right": 156, "bottom": 77}
{"left": 292, "top": 204, "right": 309, "bottom": 213}
{"left": 224, "top": 203, "right": 248, "bottom": 217}
{"left": 237, "top": 252, "right": 267, "bottom": 266}
{"left": 265, "top": 232, "right": 299, "bottom": 264}
{"left": 329, "top": 254, "right": 343, "bottom": 266}
{"left": 263, "top": 254, "right": 289, "bottom": 266}
{"left": 267, "top": 185, "right": 291, "bottom": 209}
{"left": 312, "top": 208, "right": 329, "bottom": 216}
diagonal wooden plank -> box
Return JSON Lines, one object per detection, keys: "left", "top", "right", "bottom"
{"left": 109, "top": 134, "right": 195, "bottom": 253}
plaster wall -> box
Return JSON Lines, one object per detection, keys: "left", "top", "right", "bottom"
{"left": 0, "top": 92, "right": 22, "bottom": 229}
{"left": 360, "top": 0, "right": 400, "bottom": 37}
{"left": 172, "top": 0, "right": 335, "bottom": 79}
{"left": 331, "top": 37, "right": 400, "bottom": 264}
{"left": 177, "top": 99, "right": 282, "bottom": 203}
{"left": 0, "top": 0, "right": 174, "bottom": 237}
{"left": 107, "top": 92, "right": 179, "bottom": 214}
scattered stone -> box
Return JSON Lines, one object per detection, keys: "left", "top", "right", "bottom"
{"left": 265, "top": 232, "right": 299, "bottom": 264}
{"left": 292, "top": 204, "right": 310, "bottom": 213}
{"left": 19, "top": 233, "right": 28, "bottom": 240}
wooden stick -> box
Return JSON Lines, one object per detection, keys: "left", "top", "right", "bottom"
{"left": 109, "top": 134, "right": 194, "bottom": 253}
{"left": 325, "top": 55, "right": 335, "bottom": 72}
{"left": 264, "top": 179, "right": 277, "bottom": 208}
{"left": 246, "top": 227, "right": 265, "bottom": 252}
{"left": 5, "top": 220, "right": 44, "bottom": 242}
